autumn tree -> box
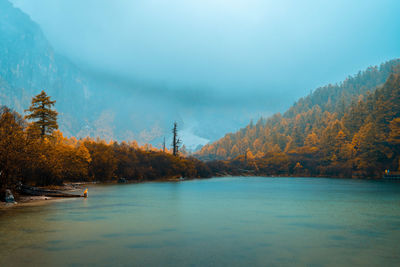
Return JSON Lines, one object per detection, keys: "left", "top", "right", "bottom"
{"left": 84, "top": 140, "right": 118, "bottom": 181}
{"left": 230, "top": 145, "right": 240, "bottom": 158}
{"left": 388, "top": 118, "right": 400, "bottom": 170}
{"left": 51, "top": 131, "right": 91, "bottom": 182}
{"left": 0, "top": 107, "right": 27, "bottom": 189}
{"left": 25, "top": 90, "right": 58, "bottom": 137}
{"left": 351, "top": 122, "right": 387, "bottom": 176}
{"left": 388, "top": 118, "right": 400, "bottom": 146}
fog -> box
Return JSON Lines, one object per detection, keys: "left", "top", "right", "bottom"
{"left": 10, "top": 0, "right": 400, "bottom": 148}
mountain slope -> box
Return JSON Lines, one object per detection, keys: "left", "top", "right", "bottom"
{"left": 0, "top": 0, "right": 89, "bottom": 135}
{"left": 0, "top": 0, "right": 250, "bottom": 148}
{"left": 0, "top": 0, "right": 166, "bottom": 143}
{"left": 197, "top": 59, "right": 400, "bottom": 162}
{"left": 199, "top": 64, "right": 400, "bottom": 177}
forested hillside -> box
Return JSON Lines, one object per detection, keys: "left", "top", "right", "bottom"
{"left": 197, "top": 60, "right": 400, "bottom": 178}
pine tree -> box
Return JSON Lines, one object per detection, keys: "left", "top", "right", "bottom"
{"left": 25, "top": 90, "right": 58, "bottom": 137}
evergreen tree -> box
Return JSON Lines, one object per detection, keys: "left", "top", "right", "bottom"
{"left": 25, "top": 90, "right": 58, "bottom": 137}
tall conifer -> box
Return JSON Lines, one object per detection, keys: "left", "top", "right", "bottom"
{"left": 25, "top": 90, "right": 58, "bottom": 137}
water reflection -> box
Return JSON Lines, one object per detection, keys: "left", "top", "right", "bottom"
{"left": 1, "top": 177, "right": 400, "bottom": 266}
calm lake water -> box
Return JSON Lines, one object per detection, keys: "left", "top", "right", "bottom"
{"left": 1, "top": 177, "right": 400, "bottom": 266}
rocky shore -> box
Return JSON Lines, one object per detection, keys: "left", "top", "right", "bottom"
{"left": 0, "top": 183, "right": 87, "bottom": 210}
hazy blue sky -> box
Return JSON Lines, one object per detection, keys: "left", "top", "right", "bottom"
{"left": 12, "top": 0, "right": 400, "bottom": 96}
{"left": 9, "top": 0, "right": 400, "bottom": 147}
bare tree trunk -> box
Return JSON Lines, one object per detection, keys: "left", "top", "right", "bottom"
{"left": 163, "top": 137, "right": 166, "bottom": 153}
{"left": 172, "top": 122, "right": 181, "bottom": 156}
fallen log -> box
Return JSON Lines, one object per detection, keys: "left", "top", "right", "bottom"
{"left": 18, "top": 184, "right": 84, "bottom": 198}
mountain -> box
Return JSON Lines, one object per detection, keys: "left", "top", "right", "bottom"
{"left": 2, "top": 0, "right": 399, "bottom": 156}
{"left": 0, "top": 0, "right": 91, "bottom": 134}
{"left": 0, "top": 0, "right": 255, "bottom": 148}
{"left": 0, "top": 0, "right": 170, "bottom": 145}
{"left": 197, "top": 59, "right": 400, "bottom": 177}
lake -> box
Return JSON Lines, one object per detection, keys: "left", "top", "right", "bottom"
{"left": 1, "top": 177, "right": 400, "bottom": 266}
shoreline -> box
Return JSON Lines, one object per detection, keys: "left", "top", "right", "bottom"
{"left": 0, "top": 195, "right": 75, "bottom": 210}
{"left": 0, "top": 178, "right": 188, "bottom": 209}
{"left": 0, "top": 175, "right": 387, "bottom": 210}
{"left": 0, "top": 182, "right": 89, "bottom": 210}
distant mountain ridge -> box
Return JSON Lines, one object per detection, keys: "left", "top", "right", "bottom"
{"left": 197, "top": 58, "right": 400, "bottom": 161}
{"left": 284, "top": 60, "right": 400, "bottom": 118}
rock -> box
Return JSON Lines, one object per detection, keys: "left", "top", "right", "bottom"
{"left": 5, "top": 189, "right": 15, "bottom": 203}
{"left": 118, "top": 178, "right": 127, "bottom": 183}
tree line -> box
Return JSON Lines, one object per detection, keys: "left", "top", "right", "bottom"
{"left": 2, "top": 60, "right": 399, "bottom": 198}
{"left": 197, "top": 61, "right": 400, "bottom": 178}
{"left": 0, "top": 91, "right": 212, "bottom": 193}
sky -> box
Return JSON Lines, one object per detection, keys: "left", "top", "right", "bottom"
{"left": 9, "top": 0, "right": 400, "bottom": 148}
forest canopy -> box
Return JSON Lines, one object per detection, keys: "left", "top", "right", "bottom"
{"left": 197, "top": 60, "right": 400, "bottom": 178}
{"left": 1, "top": 60, "right": 400, "bottom": 195}
{"left": 0, "top": 92, "right": 211, "bottom": 190}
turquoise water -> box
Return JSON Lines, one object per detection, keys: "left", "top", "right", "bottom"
{"left": 1, "top": 177, "right": 400, "bottom": 266}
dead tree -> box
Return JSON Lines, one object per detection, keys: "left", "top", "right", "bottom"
{"left": 163, "top": 137, "right": 166, "bottom": 153}
{"left": 172, "top": 122, "right": 181, "bottom": 156}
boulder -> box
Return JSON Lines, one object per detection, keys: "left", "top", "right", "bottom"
{"left": 5, "top": 189, "right": 15, "bottom": 203}
{"left": 118, "top": 178, "right": 127, "bottom": 183}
